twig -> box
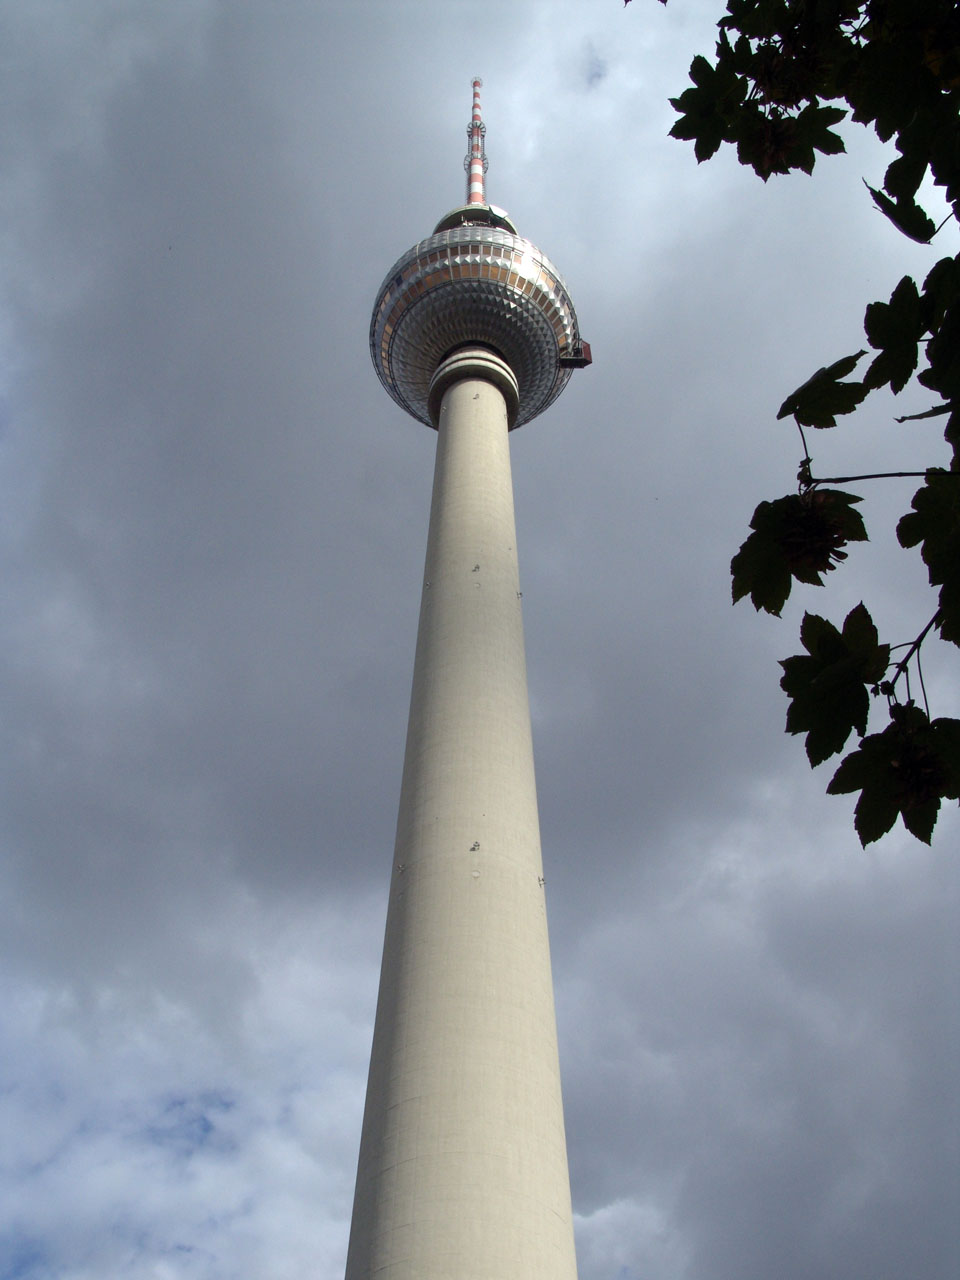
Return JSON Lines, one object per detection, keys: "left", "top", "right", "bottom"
{"left": 807, "top": 470, "right": 932, "bottom": 484}
{"left": 888, "top": 612, "right": 942, "bottom": 694}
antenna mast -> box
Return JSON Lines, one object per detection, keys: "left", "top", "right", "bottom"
{"left": 464, "top": 77, "right": 487, "bottom": 205}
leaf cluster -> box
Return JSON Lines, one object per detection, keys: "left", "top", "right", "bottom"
{"left": 668, "top": 0, "right": 960, "bottom": 220}
{"left": 653, "top": 0, "right": 960, "bottom": 844}
{"left": 774, "top": 598, "right": 960, "bottom": 844}
{"left": 757, "top": 259, "right": 960, "bottom": 845}
{"left": 828, "top": 702, "right": 960, "bottom": 844}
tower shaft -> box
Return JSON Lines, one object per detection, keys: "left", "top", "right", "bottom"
{"left": 344, "top": 349, "right": 578, "bottom": 1280}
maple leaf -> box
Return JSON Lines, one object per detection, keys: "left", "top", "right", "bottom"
{"left": 780, "top": 605, "right": 890, "bottom": 766}
{"left": 865, "top": 183, "right": 937, "bottom": 244}
{"left": 863, "top": 275, "right": 922, "bottom": 393}
{"left": 777, "top": 351, "right": 867, "bottom": 427}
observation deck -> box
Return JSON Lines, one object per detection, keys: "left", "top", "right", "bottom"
{"left": 370, "top": 203, "right": 588, "bottom": 430}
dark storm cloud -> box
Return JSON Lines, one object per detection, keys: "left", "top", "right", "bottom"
{"left": 557, "top": 821, "right": 960, "bottom": 1280}
{"left": 0, "top": 2, "right": 957, "bottom": 1279}
{"left": 0, "top": 3, "right": 420, "bottom": 962}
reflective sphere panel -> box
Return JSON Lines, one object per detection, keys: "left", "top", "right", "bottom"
{"left": 370, "top": 225, "right": 580, "bottom": 427}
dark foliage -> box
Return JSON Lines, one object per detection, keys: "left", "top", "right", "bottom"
{"left": 635, "top": 0, "right": 960, "bottom": 844}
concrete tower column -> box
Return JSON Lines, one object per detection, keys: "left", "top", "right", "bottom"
{"left": 344, "top": 348, "right": 578, "bottom": 1280}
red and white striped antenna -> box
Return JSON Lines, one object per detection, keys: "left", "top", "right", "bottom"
{"left": 464, "top": 77, "right": 488, "bottom": 205}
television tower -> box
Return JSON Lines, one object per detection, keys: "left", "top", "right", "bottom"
{"left": 345, "top": 80, "right": 590, "bottom": 1280}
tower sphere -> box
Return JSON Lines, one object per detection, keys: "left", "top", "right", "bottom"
{"left": 370, "top": 204, "right": 583, "bottom": 429}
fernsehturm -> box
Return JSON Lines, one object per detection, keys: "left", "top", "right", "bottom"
{"left": 344, "top": 79, "right": 591, "bottom": 1280}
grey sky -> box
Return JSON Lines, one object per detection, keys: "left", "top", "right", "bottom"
{"left": 1, "top": 3, "right": 957, "bottom": 1279}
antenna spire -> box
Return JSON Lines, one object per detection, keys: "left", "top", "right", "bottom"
{"left": 464, "top": 77, "right": 487, "bottom": 205}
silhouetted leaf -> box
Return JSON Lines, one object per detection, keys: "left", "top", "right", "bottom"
{"left": 863, "top": 275, "right": 922, "bottom": 392}
{"left": 780, "top": 604, "right": 890, "bottom": 765}
{"left": 777, "top": 351, "right": 867, "bottom": 426}
{"left": 798, "top": 102, "right": 847, "bottom": 157}
{"left": 865, "top": 183, "right": 937, "bottom": 243}
{"left": 669, "top": 55, "right": 746, "bottom": 162}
